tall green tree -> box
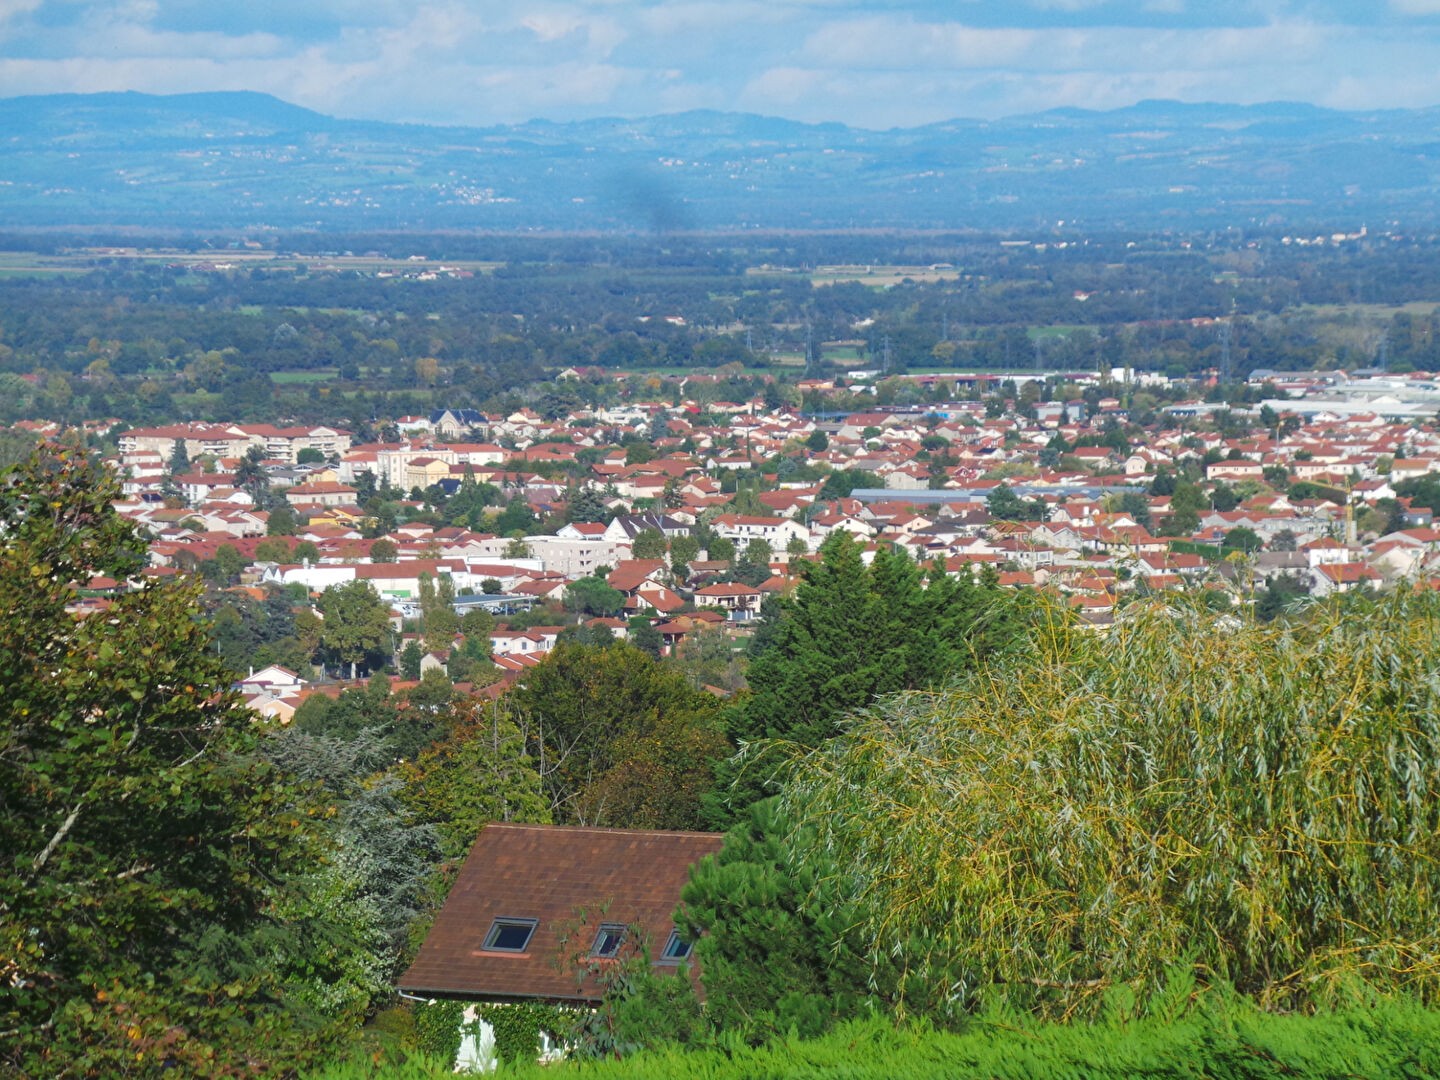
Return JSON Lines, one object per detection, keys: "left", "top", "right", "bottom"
{"left": 261, "top": 727, "right": 441, "bottom": 988}
{"left": 318, "top": 580, "right": 393, "bottom": 679}
{"left": 234, "top": 444, "right": 271, "bottom": 508}
{"left": 567, "top": 485, "right": 608, "bottom": 524}
{"left": 678, "top": 798, "right": 900, "bottom": 1041}
{"left": 267, "top": 503, "right": 298, "bottom": 536}
{"left": 419, "top": 571, "right": 459, "bottom": 652}
{"left": 1164, "top": 481, "right": 1207, "bottom": 536}
{"left": 716, "top": 535, "right": 1030, "bottom": 822}
{"left": 512, "top": 644, "right": 728, "bottom": 829}
{"left": 631, "top": 527, "right": 667, "bottom": 560}
{"left": 0, "top": 445, "right": 356, "bottom": 1074}
{"left": 566, "top": 574, "right": 625, "bottom": 617}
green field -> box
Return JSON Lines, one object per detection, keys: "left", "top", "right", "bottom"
{"left": 746, "top": 264, "right": 963, "bottom": 289}
{"left": 809, "top": 264, "right": 963, "bottom": 287}
{"left": 270, "top": 370, "right": 337, "bottom": 385}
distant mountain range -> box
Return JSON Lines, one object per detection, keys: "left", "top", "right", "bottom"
{"left": 2, "top": 90, "right": 1439, "bottom": 233}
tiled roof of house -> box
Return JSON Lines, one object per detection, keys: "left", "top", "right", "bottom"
{"left": 398, "top": 823, "right": 723, "bottom": 1002}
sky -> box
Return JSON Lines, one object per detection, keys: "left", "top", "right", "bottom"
{"left": 1, "top": 1, "right": 1439, "bottom": 130}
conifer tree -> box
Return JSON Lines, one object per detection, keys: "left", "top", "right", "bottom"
{"left": 714, "top": 534, "right": 1030, "bottom": 823}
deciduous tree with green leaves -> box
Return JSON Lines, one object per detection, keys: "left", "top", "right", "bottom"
{"left": 319, "top": 579, "right": 393, "bottom": 679}
{"left": 397, "top": 700, "right": 551, "bottom": 861}
{"left": 631, "top": 527, "right": 667, "bottom": 560}
{"left": 0, "top": 444, "right": 359, "bottom": 1074}
{"left": 512, "top": 644, "right": 728, "bottom": 829}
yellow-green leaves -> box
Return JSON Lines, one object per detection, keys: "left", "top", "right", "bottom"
{"left": 780, "top": 593, "right": 1440, "bottom": 1017}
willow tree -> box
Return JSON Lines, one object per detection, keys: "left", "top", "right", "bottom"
{"left": 780, "top": 594, "right": 1440, "bottom": 1017}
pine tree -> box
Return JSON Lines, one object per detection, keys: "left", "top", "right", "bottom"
{"left": 714, "top": 534, "right": 1031, "bottom": 824}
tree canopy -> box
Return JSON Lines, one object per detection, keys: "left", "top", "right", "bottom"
{"left": 734, "top": 533, "right": 1030, "bottom": 752}
{"left": 712, "top": 533, "right": 1032, "bottom": 824}
{"left": 511, "top": 643, "right": 728, "bottom": 829}
{"left": 318, "top": 579, "right": 393, "bottom": 678}
{"left": 0, "top": 445, "right": 358, "bottom": 1073}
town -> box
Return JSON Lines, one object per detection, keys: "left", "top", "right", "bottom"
{"left": 20, "top": 359, "right": 1430, "bottom": 719}
{"left": 11, "top": 236, "right": 1440, "bottom": 1077}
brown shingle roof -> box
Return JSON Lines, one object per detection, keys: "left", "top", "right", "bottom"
{"left": 398, "top": 822, "right": 723, "bottom": 1002}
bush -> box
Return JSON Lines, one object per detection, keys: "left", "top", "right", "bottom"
{"left": 781, "top": 593, "right": 1440, "bottom": 1016}
{"left": 497, "top": 995, "right": 1440, "bottom": 1080}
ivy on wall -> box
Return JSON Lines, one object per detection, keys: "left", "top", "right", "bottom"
{"left": 411, "top": 999, "right": 464, "bottom": 1066}
{"left": 476, "top": 1002, "right": 570, "bottom": 1065}
{"left": 410, "top": 997, "right": 570, "bottom": 1069}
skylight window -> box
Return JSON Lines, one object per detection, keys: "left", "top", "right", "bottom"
{"left": 483, "top": 917, "right": 538, "bottom": 953}
{"left": 658, "top": 929, "right": 692, "bottom": 962}
{"left": 590, "top": 924, "right": 627, "bottom": 958}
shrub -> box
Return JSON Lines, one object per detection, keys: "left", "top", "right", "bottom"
{"left": 780, "top": 593, "right": 1440, "bottom": 1016}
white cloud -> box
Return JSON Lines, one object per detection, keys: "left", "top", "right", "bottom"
{"left": 802, "top": 18, "right": 1034, "bottom": 68}
{"left": 1, "top": 0, "right": 1438, "bottom": 128}
{"left": 0, "top": 0, "right": 41, "bottom": 40}
{"left": 799, "top": 16, "right": 1328, "bottom": 76}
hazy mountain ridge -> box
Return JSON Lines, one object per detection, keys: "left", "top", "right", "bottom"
{"left": 2, "top": 91, "right": 1437, "bottom": 232}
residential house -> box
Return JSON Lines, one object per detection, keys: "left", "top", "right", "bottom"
{"left": 398, "top": 823, "right": 724, "bottom": 1008}
{"left": 693, "top": 581, "right": 765, "bottom": 621}
{"left": 711, "top": 514, "right": 809, "bottom": 555}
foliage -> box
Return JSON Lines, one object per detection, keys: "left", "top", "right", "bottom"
{"left": 400, "top": 639, "right": 424, "bottom": 680}
{"left": 511, "top": 644, "right": 728, "bottom": 828}
{"left": 319, "top": 580, "right": 394, "bottom": 678}
{"left": 255, "top": 535, "right": 294, "bottom": 563}
{"left": 564, "top": 574, "right": 624, "bottom": 618}
{"left": 418, "top": 572, "right": 458, "bottom": 652}
{"left": 396, "top": 699, "right": 551, "bottom": 860}
{"left": 1161, "top": 480, "right": 1206, "bottom": 535}
{"left": 263, "top": 727, "right": 443, "bottom": 961}
{"left": 267, "top": 504, "right": 299, "bottom": 536}
{"left": 565, "top": 942, "right": 705, "bottom": 1061}
{"left": 567, "top": 485, "right": 609, "bottom": 524}
{"left": 496, "top": 998, "right": 1440, "bottom": 1080}
{"left": 627, "top": 615, "right": 663, "bottom": 658}
{"left": 0, "top": 444, "right": 355, "bottom": 1074}
{"left": 303, "top": 1049, "right": 452, "bottom": 1080}
{"left": 725, "top": 535, "right": 1031, "bottom": 815}
{"left": 411, "top": 998, "right": 464, "bottom": 1067}
{"left": 204, "top": 584, "right": 306, "bottom": 676}
{"left": 1220, "top": 525, "right": 1262, "bottom": 552}
{"left": 631, "top": 527, "right": 667, "bottom": 560}
{"left": 1254, "top": 571, "right": 1312, "bottom": 622}
{"left": 672, "top": 624, "right": 745, "bottom": 693}
{"left": 780, "top": 593, "right": 1440, "bottom": 1018}
{"left": 817, "top": 468, "right": 881, "bottom": 501}
{"left": 477, "top": 1002, "right": 570, "bottom": 1065}
{"left": 986, "top": 482, "right": 1047, "bottom": 522}
{"left": 679, "top": 798, "right": 890, "bottom": 1042}
{"left": 1393, "top": 473, "right": 1440, "bottom": 515}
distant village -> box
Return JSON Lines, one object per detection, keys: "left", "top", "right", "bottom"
{"left": 24, "top": 362, "right": 1440, "bottom": 716}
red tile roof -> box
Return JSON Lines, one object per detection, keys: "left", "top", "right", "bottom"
{"left": 399, "top": 823, "right": 723, "bottom": 1002}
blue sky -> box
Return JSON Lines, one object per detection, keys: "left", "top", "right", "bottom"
{"left": 1, "top": 1, "right": 1439, "bottom": 128}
